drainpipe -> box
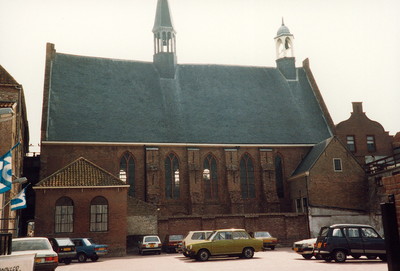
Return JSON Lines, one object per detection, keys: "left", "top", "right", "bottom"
{"left": 144, "top": 145, "right": 147, "bottom": 202}
{"left": 305, "top": 175, "right": 311, "bottom": 238}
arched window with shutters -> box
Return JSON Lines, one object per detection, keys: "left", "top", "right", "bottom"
{"left": 119, "top": 152, "right": 135, "bottom": 197}
{"left": 275, "top": 154, "right": 284, "bottom": 198}
{"left": 240, "top": 154, "right": 255, "bottom": 198}
{"left": 55, "top": 197, "right": 74, "bottom": 233}
{"left": 90, "top": 196, "right": 108, "bottom": 232}
{"left": 165, "top": 153, "right": 180, "bottom": 199}
{"left": 203, "top": 154, "right": 218, "bottom": 199}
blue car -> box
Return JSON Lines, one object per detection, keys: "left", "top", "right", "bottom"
{"left": 71, "top": 238, "right": 108, "bottom": 262}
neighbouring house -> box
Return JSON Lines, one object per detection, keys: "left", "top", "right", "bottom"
{"left": 33, "top": 157, "right": 129, "bottom": 256}
{"left": 0, "top": 65, "right": 29, "bottom": 236}
{"left": 288, "top": 136, "right": 371, "bottom": 237}
{"left": 336, "top": 102, "right": 394, "bottom": 166}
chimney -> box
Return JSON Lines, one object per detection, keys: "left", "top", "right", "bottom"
{"left": 352, "top": 102, "right": 363, "bottom": 114}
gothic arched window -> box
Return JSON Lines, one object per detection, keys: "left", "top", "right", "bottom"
{"left": 55, "top": 197, "right": 73, "bottom": 233}
{"left": 240, "top": 154, "right": 255, "bottom": 198}
{"left": 119, "top": 153, "right": 135, "bottom": 197}
{"left": 165, "top": 153, "right": 180, "bottom": 199}
{"left": 275, "top": 155, "right": 284, "bottom": 198}
{"left": 203, "top": 154, "right": 218, "bottom": 199}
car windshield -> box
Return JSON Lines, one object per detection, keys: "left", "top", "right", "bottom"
{"left": 169, "top": 235, "right": 183, "bottom": 241}
{"left": 144, "top": 236, "right": 159, "bottom": 242}
{"left": 254, "top": 232, "right": 271, "bottom": 238}
{"left": 56, "top": 239, "right": 74, "bottom": 246}
{"left": 12, "top": 239, "right": 51, "bottom": 252}
{"left": 208, "top": 231, "right": 218, "bottom": 240}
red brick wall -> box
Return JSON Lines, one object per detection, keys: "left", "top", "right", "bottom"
{"left": 336, "top": 102, "right": 394, "bottom": 164}
{"left": 158, "top": 213, "right": 308, "bottom": 246}
{"left": 34, "top": 187, "right": 128, "bottom": 256}
{"left": 40, "top": 143, "right": 312, "bottom": 216}
{"left": 383, "top": 174, "right": 400, "bottom": 236}
{"left": 308, "top": 137, "right": 367, "bottom": 210}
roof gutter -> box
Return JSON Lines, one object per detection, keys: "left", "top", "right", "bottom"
{"left": 33, "top": 185, "right": 130, "bottom": 190}
{"left": 42, "top": 141, "right": 316, "bottom": 148}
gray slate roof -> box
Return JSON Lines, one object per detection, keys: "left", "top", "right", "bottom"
{"left": 46, "top": 53, "right": 332, "bottom": 144}
{"left": 290, "top": 137, "right": 334, "bottom": 177}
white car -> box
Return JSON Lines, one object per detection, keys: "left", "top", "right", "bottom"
{"left": 138, "top": 235, "right": 162, "bottom": 255}
{"left": 292, "top": 238, "right": 316, "bottom": 259}
{"left": 181, "top": 230, "right": 213, "bottom": 257}
{"left": 12, "top": 237, "right": 59, "bottom": 271}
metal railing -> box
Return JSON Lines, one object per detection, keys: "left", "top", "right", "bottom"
{"left": 364, "top": 153, "right": 400, "bottom": 174}
{"left": 0, "top": 233, "right": 12, "bottom": 255}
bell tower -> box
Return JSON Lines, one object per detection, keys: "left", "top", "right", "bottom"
{"left": 152, "top": 0, "right": 177, "bottom": 79}
{"left": 274, "top": 19, "right": 296, "bottom": 80}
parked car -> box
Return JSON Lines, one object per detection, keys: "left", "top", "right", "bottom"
{"left": 71, "top": 237, "right": 108, "bottom": 262}
{"left": 187, "top": 229, "right": 263, "bottom": 261}
{"left": 162, "top": 234, "right": 183, "bottom": 253}
{"left": 11, "top": 237, "right": 58, "bottom": 271}
{"left": 48, "top": 237, "right": 76, "bottom": 265}
{"left": 252, "top": 231, "right": 278, "bottom": 250}
{"left": 292, "top": 238, "right": 316, "bottom": 259}
{"left": 314, "top": 224, "right": 386, "bottom": 263}
{"left": 180, "top": 230, "right": 213, "bottom": 256}
{"left": 138, "top": 235, "right": 162, "bottom": 255}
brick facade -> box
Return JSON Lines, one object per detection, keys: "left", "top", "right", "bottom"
{"left": 40, "top": 143, "right": 312, "bottom": 217}
{"left": 382, "top": 174, "right": 400, "bottom": 237}
{"left": 336, "top": 102, "right": 394, "bottom": 165}
{"left": 34, "top": 187, "right": 128, "bottom": 256}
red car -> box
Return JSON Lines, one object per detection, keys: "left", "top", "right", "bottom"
{"left": 162, "top": 234, "right": 183, "bottom": 253}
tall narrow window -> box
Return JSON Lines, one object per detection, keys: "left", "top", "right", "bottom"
{"left": 334, "top": 158, "right": 342, "bottom": 172}
{"left": 90, "top": 196, "right": 108, "bottom": 232}
{"left": 240, "top": 154, "right": 255, "bottom": 198}
{"left": 119, "top": 153, "right": 135, "bottom": 197}
{"left": 347, "top": 135, "right": 356, "bottom": 152}
{"left": 296, "top": 199, "right": 301, "bottom": 213}
{"left": 275, "top": 155, "right": 284, "bottom": 198}
{"left": 55, "top": 197, "right": 73, "bottom": 233}
{"left": 367, "top": 135, "right": 376, "bottom": 152}
{"left": 302, "top": 198, "right": 308, "bottom": 213}
{"left": 165, "top": 153, "right": 180, "bottom": 199}
{"left": 203, "top": 154, "right": 218, "bottom": 199}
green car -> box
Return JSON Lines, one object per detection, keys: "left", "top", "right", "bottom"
{"left": 187, "top": 229, "right": 263, "bottom": 261}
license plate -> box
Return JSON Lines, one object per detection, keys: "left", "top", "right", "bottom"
{"left": 98, "top": 248, "right": 104, "bottom": 250}
{"left": 63, "top": 248, "right": 71, "bottom": 251}
{"left": 317, "top": 242, "right": 322, "bottom": 249}
{"left": 294, "top": 248, "right": 298, "bottom": 252}
{"left": 150, "top": 244, "right": 155, "bottom": 248}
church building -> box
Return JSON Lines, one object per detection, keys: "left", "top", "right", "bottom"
{"left": 35, "top": 0, "right": 341, "bottom": 252}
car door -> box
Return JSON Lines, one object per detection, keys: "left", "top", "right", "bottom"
{"left": 343, "top": 227, "right": 364, "bottom": 254}
{"left": 211, "top": 231, "right": 234, "bottom": 255}
{"left": 360, "top": 227, "right": 386, "bottom": 255}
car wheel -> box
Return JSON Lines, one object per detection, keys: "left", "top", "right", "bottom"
{"left": 302, "top": 254, "right": 313, "bottom": 260}
{"left": 64, "top": 258, "right": 72, "bottom": 265}
{"left": 352, "top": 254, "right": 361, "bottom": 259}
{"left": 379, "top": 255, "right": 387, "bottom": 261}
{"left": 78, "top": 252, "right": 87, "bottom": 263}
{"left": 197, "top": 249, "right": 210, "bottom": 261}
{"left": 333, "top": 250, "right": 346, "bottom": 263}
{"left": 91, "top": 255, "right": 99, "bottom": 262}
{"left": 270, "top": 246, "right": 275, "bottom": 250}
{"left": 242, "top": 247, "right": 254, "bottom": 259}
{"left": 367, "top": 255, "right": 377, "bottom": 259}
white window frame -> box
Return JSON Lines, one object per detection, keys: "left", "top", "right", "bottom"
{"left": 333, "top": 158, "right": 342, "bottom": 172}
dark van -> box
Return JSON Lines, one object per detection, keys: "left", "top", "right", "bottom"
{"left": 314, "top": 224, "right": 386, "bottom": 263}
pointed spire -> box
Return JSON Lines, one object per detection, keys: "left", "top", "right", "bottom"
{"left": 282, "top": 17, "right": 285, "bottom": 26}
{"left": 153, "top": 0, "right": 175, "bottom": 33}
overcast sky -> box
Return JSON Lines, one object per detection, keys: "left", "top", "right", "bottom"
{"left": 1, "top": 0, "right": 399, "bottom": 153}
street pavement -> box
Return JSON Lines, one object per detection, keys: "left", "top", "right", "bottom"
{"left": 56, "top": 247, "right": 388, "bottom": 271}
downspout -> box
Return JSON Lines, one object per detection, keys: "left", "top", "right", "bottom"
{"left": 144, "top": 145, "right": 147, "bottom": 202}
{"left": 305, "top": 175, "right": 311, "bottom": 238}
